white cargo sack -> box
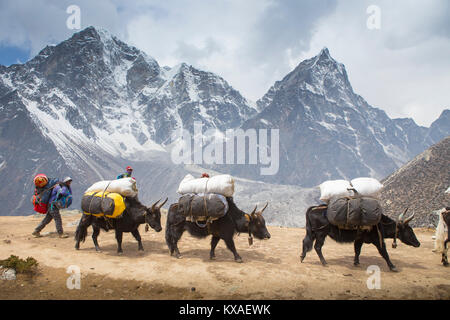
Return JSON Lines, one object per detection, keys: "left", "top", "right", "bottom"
{"left": 350, "top": 178, "right": 383, "bottom": 197}
{"left": 319, "top": 180, "right": 353, "bottom": 202}
{"left": 86, "top": 178, "right": 138, "bottom": 198}
{"left": 177, "top": 174, "right": 235, "bottom": 197}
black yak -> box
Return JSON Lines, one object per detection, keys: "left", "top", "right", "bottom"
{"left": 165, "top": 197, "right": 271, "bottom": 262}
{"left": 300, "top": 206, "right": 420, "bottom": 272}
{"left": 75, "top": 197, "right": 166, "bottom": 254}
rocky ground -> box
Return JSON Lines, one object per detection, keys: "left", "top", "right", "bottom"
{"left": 0, "top": 211, "right": 449, "bottom": 300}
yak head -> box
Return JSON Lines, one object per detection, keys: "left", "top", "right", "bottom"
{"left": 246, "top": 203, "right": 271, "bottom": 240}
{"left": 396, "top": 208, "right": 420, "bottom": 248}
{"left": 144, "top": 198, "right": 167, "bottom": 233}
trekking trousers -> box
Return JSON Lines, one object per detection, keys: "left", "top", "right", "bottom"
{"left": 35, "top": 206, "right": 64, "bottom": 234}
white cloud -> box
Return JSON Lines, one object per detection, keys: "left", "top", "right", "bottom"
{"left": 1, "top": 0, "right": 448, "bottom": 126}
{"left": 293, "top": 0, "right": 450, "bottom": 126}
{"left": 0, "top": 0, "right": 129, "bottom": 54}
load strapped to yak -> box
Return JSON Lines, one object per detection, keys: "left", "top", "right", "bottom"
{"left": 81, "top": 178, "right": 138, "bottom": 219}
{"left": 176, "top": 174, "right": 235, "bottom": 224}
{"left": 319, "top": 177, "right": 384, "bottom": 229}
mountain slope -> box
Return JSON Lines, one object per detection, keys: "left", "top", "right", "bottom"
{"left": 0, "top": 27, "right": 448, "bottom": 221}
{"left": 0, "top": 27, "right": 256, "bottom": 158}
{"left": 0, "top": 27, "right": 259, "bottom": 216}
{"left": 380, "top": 136, "right": 450, "bottom": 227}
{"left": 214, "top": 48, "right": 449, "bottom": 187}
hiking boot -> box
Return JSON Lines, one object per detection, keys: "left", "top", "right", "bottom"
{"left": 32, "top": 231, "right": 42, "bottom": 238}
{"left": 58, "top": 233, "right": 69, "bottom": 239}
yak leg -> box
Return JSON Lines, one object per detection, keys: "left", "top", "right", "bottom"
{"left": 442, "top": 239, "right": 449, "bottom": 266}
{"left": 300, "top": 232, "right": 315, "bottom": 263}
{"left": 224, "top": 237, "right": 242, "bottom": 263}
{"left": 210, "top": 236, "right": 220, "bottom": 260}
{"left": 131, "top": 229, "right": 144, "bottom": 251}
{"left": 115, "top": 230, "right": 124, "bottom": 255}
{"left": 354, "top": 239, "right": 364, "bottom": 266}
{"left": 92, "top": 225, "right": 101, "bottom": 252}
{"left": 170, "top": 229, "right": 183, "bottom": 259}
{"left": 314, "top": 232, "right": 328, "bottom": 266}
{"left": 374, "top": 240, "right": 397, "bottom": 272}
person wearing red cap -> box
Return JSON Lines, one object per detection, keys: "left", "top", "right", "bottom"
{"left": 201, "top": 173, "right": 210, "bottom": 178}
{"left": 117, "top": 166, "right": 133, "bottom": 179}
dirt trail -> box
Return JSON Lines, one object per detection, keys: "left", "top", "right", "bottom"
{"left": 0, "top": 213, "right": 449, "bottom": 300}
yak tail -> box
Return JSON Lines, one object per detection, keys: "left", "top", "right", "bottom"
{"left": 75, "top": 224, "right": 87, "bottom": 243}
{"left": 74, "top": 214, "right": 91, "bottom": 243}
{"left": 305, "top": 206, "right": 316, "bottom": 235}
{"left": 303, "top": 207, "right": 316, "bottom": 252}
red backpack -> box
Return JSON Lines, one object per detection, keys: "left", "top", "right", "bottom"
{"left": 32, "top": 192, "right": 48, "bottom": 214}
{"left": 31, "top": 175, "right": 59, "bottom": 214}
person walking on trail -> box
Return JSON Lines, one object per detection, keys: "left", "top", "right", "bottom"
{"left": 32, "top": 177, "right": 73, "bottom": 238}
{"left": 117, "top": 166, "right": 133, "bottom": 179}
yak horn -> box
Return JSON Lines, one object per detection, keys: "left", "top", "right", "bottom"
{"left": 398, "top": 208, "right": 408, "bottom": 222}
{"left": 158, "top": 197, "right": 168, "bottom": 209}
{"left": 404, "top": 211, "right": 415, "bottom": 224}
{"left": 250, "top": 205, "right": 258, "bottom": 216}
{"left": 259, "top": 202, "right": 269, "bottom": 214}
{"left": 151, "top": 199, "right": 161, "bottom": 211}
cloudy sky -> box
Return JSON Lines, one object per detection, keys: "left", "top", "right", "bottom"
{"left": 0, "top": 0, "right": 449, "bottom": 126}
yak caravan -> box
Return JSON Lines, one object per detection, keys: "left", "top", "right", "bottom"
{"left": 170, "top": 121, "right": 280, "bottom": 176}
{"left": 28, "top": 173, "right": 430, "bottom": 269}
{"left": 25, "top": 172, "right": 449, "bottom": 272}
{"left": 70, "top": 172, "right": 272, "bottom": 262}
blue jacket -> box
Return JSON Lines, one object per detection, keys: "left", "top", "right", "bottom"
{"left": 49, "top": 184, "right": 72, "bottom": 204}
{"left": 117, "top": 172, "right": 132, "bottom": 179}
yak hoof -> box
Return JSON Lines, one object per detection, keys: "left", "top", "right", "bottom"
{"left": 300, "top": 255, "right": 305, "bottom": 263}
{"left": 118, "top": 251, "right": 123, "bottom": 256}
{"left": 354, "top": 262, "right": 360, "bottom": 266}
{"left": 210, "top": 256, "right": 216, "bottom": 260}
{"left": 176, "top": 253, "right": 183, "bottom": 259}
{"left": 235, "top": 257, "right": 243, "bottom": 263}
{"left": 390, "top": 266, "right": 399, "bottom": 272}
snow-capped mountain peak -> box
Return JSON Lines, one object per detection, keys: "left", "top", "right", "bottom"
{"left": 0, "top": 27, "right": 448, "bottom": 219}
{"left": 235, "top": 49, "right": 450, "bottom": 187}
{"left": 1, "top": 26, "right": 257, "bottom": 162}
